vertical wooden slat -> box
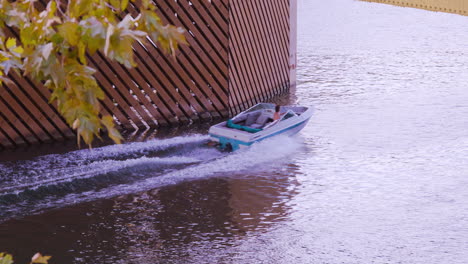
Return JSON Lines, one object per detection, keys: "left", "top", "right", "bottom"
{"left": 257, "top": 0, "right": 288, "bottom": 96}
{"left": 233, "top": 0, "right": 267, "bottom": 103}
{"left": 230, "top": 0, "right": 259, "bottom": 107}
{"left": 157, "top": 1, "right": 229, "bottom": 116}
{"left": 229, "top": 18, "right": 256, "bottom": 108}
{"left": 265, "top": 0, "right": 291, "bottom": 85}
{"left": 260, "top": 0, "right": 289, "bottom": 95}
{"left": 266, "top": 0, "right": 290, "bottom": 94}
{"left": 289, "top": 0, "right": 298, "bottom": 89}
{"left": 228, "top": 0, "right": 291, "bottom": 113}
{"left": 243, "top": 0, "right": 279, "bottom": 100}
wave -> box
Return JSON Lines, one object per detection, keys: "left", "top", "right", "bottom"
{"left": 0, "top": 134, "right": 304, "bottom": 222}
{"left": 0, "top": 135, "right": 211, "bottom": 190}
{"left": 0, "top": 156, "right": 200, "bottom": 196}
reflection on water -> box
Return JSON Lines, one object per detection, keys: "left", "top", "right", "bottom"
{"left": 0, "top": 134, "right": 303, "bottom": 263}
{"left": 0, "top": 171, "right": 298, "bottom": 264}
{"left": 1, "top": 0, "right": 468, "bottom": 263}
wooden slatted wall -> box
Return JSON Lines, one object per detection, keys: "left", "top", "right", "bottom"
{"left": 0, "top": 0, "right": 293, "bottom": 149}
{"left": 228, "top": 0, "right": 291, "bottom": 116}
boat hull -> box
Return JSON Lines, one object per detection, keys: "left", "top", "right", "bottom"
{"left": 209, "top": 104, "right": 313, "bottom": 151}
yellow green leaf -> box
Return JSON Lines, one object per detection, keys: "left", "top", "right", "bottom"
{"left": 58, "top": 21, "right": 80, "bottom": 46}
{"left": 31, "top": 253, "right": 52, "bottom": 264}
{"left": 101, "top": 115, "right": 114, "bottom": 127}
{"left": 5, "top": 38, "right": 16, "bottom": 49}
{"left": 70, "top": 0, "right": 93, "bottom": 18}
{"left": 78, "top": 41, "right": 87, "bottom": 64}
{"left": 0, "top": 252, "right": 14, "bottom": 264}
{"left": 121, "top": 0, "right": 129, "bottom": 10}
{"left": 102, "top": 115, "right": 122, "bottom": 144}
{"left": 108, "top": 127, "right": 123, "bottom": 144}
{"left": 13, "top": 46, "right": 24, "bottom": 54}
{"left": 46, "top": 1, "right": 57, "bottom": 16}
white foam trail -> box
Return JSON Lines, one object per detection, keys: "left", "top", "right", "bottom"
{"left": 102, "top": 135, "right": 304, "bottom": 194}
{"left": 0, "top": 156, "right": 200, "bottom": 194}
{"left": 158, "top": 135, "right": 302, "bottom": 177}
{"left": 0, "top": 134, "right": 210, "bottom": 190}
{"left": 71, "top": 134, "right": 210, "bottom": 160}
{"left": 3, "top": 134, "right": 209, "bottom": 171}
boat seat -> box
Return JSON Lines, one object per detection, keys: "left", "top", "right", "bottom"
{"left": 249, "top": 112, "right": 271, "bottom": 129}
{"left": 245, "top": 112, "right": 261, "bottom": 126}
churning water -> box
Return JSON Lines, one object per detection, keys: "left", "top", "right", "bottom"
{"left": 1, "top": 0, "right": 468, "bottom": 263}
{"left": 0, "top": 134, "right": 303, "bottom": 221}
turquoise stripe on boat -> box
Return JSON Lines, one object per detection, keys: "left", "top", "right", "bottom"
{"left": 210, "top": 118, "right": 309, "bottom": 150}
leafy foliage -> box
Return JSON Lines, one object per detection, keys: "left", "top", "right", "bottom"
{"left": 30, "top": 253, "right": 51, "bottom": 264}
{"left": 0, "top": 253, "right": 13, "bottom": 264}
{"left": 0, "top": 252, "right": 52, "bottom": 264}
{"left": 0, "top": 0, "right": 188, "bottom": 147}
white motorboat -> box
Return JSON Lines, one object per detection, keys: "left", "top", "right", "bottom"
{"left": 208, "top": 103, "right": 314, "bottom": 151}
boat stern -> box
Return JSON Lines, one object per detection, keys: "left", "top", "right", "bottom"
{"left": 208, "top": 122, "right": 254, "bottom": 151}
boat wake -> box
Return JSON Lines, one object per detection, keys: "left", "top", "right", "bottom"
{"left": 0, "top": 134, "right": 303, "bottom": 222}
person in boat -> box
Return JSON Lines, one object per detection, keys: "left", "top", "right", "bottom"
{"left": 273, "top": 105, "right": 281, "bottom": 121}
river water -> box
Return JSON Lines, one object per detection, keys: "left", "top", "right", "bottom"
{"left": 1, "top": 0, "right": 468, "bottom": 263}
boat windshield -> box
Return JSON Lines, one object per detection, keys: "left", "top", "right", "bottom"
{"left": 243, "top": 103, "right": 275, "bottom": 113}
{"left": 280, "top": 110, "right": 297, "bottom": 121}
